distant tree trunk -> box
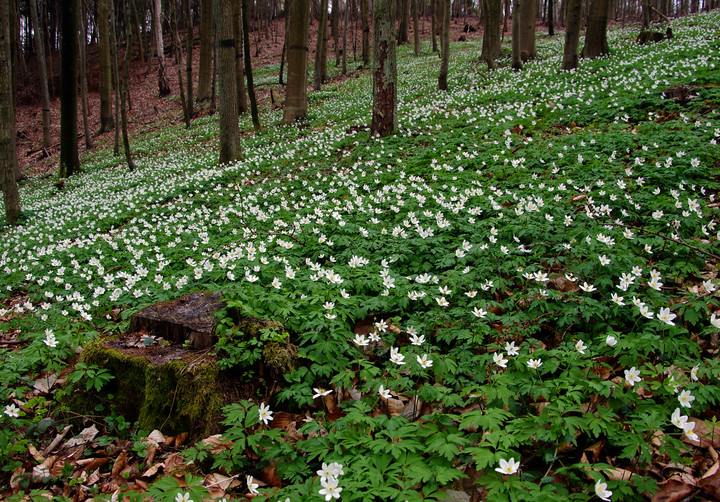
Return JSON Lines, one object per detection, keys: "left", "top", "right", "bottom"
{"left": 360, "top": 0, "right": 371, "bottom": 65}
{"left": 59, "top": 0, "right": 80, "bottom": 178}
{"left": 129, "top": 0, "right": 145, "bottom": 62}
{"left": 1, "top": 0, "right": 21, "bottom": 224}
{"left": 185, "top": 0, "right": 194, "bottom": 118}
{"left": 98, "top": 0, "right": 114, "bottom": 132}
{"left": 438, "top": 0, "right": 449, "bottom": 89}
{"left": 197, "top": 0, "right": 214, "bottom": 100}
{"left": 482, "top": 0, "right": 502, "bottom": 68}
{"left": 548, "top": 0, "right": 555, "bottom": 35}
{"left": 398, "top": 0, "right": 409, "bottom": 43}
{"left": 561, "top": 0, "right": 582, "bottom": 69}
{"left": 216, "top": 0, "right": 241, "bottom": 163}
{"left": 234, "top": 1, "right": 248, "bottom": 113}
{"left": 412, "top": 0, "right": 420, "bottom": 55}
{"left": 171, "top": 0, "right": 191, "bottom": 127}
{"left": 519, "top": 0, "right": 537, "bottom": 59}
{"left": 29, "top": 0, "right": 52, "bottom": 149}
{"left": 242, "top": 0, "right": 260, "bottom": 129}
{"left": 502, "top": 0, "right": 510, "bottom": 37}
{"left": 154, "top": 0, "right": 171, "bottom": 95}
{"left": 283, "top": 0, "right": 310, "bottom": 123}
{"left": 582, "top": 0, "right": 609, "bottom": 58}
{"left": 80, "top": 3, "right": 93, "bottom": 150}
{"left": 313, "top": 0, "right": 329, "bottom": 90}
{"left": 641, "top": 0, "right": 651, "bottom": 27}
{"left": 371, "top": 0, "right": 397, "bottom": 137}
{"left": 110, "top": 0, "right": 121, "bottom": 153}
{"left": 511, "top": 0, "right": 522, "bottom": 69}
{"left": 342, "top": 0, "right": 349, "bottom": 73}
{"left": 331, "top": 0, "right": 340, "bottom": 65}
{"left": 279, "top": 0, "right": 291, "bottom": 84}
{"left": 121, "top": 0, "right": 135, "bottom": 170}
{"left": 431, "top": 0, "right": 438, "bottom": 51}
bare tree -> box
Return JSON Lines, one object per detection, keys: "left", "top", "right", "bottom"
{"left": 283, "top": 0, "right": 311, "bottom": 123}
{"left": 80, "top": 1, "right": 93, "bottom": 150}
{"left": 519, "top": 0, "right": 537, "bottom": 60}
{"left": 438, "top": 0, "right": 449, "bottom": 90}
{"left": 59, "top": 0, "right": 80, "bottom": 178}
{"left": 481, "top": 0, "right": 502, "bottom": 69}
{"left": 360, "top": 0, "right": 371, "bottom": 65}
{"left": 197, "top": 0, "right": 214, "bottom": 101}
{"left": 29, "top": 0, "right": 51, "bottom": 149}
{"left": 371, "top": 0, "right": 397, "bottom": 137}
{"left": 1, "top": 0, "right": 21, "bottom": 224}
{"left": 154, "top": 0, "right": 171, "bottom": 95}
{"left": 562, "top": 0, "right": 582, "bottom": 69}
{"left": 583, "top": 0, "right": 610, "bottom": 58}
{"left": 98, "top": 0, "right": 114, "bottom": 132}
{"left": 185, "top": 0, "right": 194, "bottom": 118}
{"left": 313, "top": 0, "right": 329, "bottom": 90}
{"left": 411, "top": 0, "right": 420, "bottom": 56}
{"left": 121, "top": 0, "right": 135, "bottom": 170}
{"left": 216, "top": 0, "right": 242, "bottom": 163}
{"left": 242, "top": 0, "right": 260, "bottom": 129}
{"left": 511, "top": 0, "right": 523, "bottom": 70}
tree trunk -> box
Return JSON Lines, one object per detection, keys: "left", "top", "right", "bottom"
{"left": 561, "top": 0, "right": 581, "bottom": 69}
{"left": 548, "top": 0, "right": 554, "bottom": 35}
{"left": 371, "top": 0, "right": 397, "bottom": 137}
{"left": 154, "top": 0, "right": 171, "bottom": 95}
{"left": 519, "top": 0, "right": 537, "bottom": 59}
{"left": 234, "top": 1, "right": 248, "bottom": 113}
{"left": 398, "top": 0, "right": 409, "bottom": 43}
{"left": 438, "top": 0, "right": 449, "bottom": 89}
{"left": 1, "top": 0, "right": 21, "bottom": 224}
{"left": 279, "top": 0, "right": 291, "bottom": 84}
{"left": 431, "top": 0, "right": 438, "bottom": 51}
{"left": 60, "top": 0, "right": 80, "bottom": 178}
{"left": 185, "top": 0, "right": 194, "bottom": 118}
{"left": 129, "top": 0, "right": 145, "bottom": 62}
{"left": 283, "top": 0, "right": 310, "bottom": 123}
{"left": 197, "top": 0, "right": 214, "bottom": 100}
{"left": 171, "top": 0, "right": 191, "bottom": 127}
{"left": 313, "top": 0, "right": 328, "bottom": 90}
{"left": 641, "top": 0, "right": 651, "bottom": 27}
{"left": 331, "top": 0, "right": 340, "bottom": 65}
{"left": 121, "top": 0, "right": 135, "bottom": 170}
{"left": 481, "top": 0, "right": 502, "bottom": 68}
{"left": 29, "top": 0, "right": 52, "bottom": 149}
{"left": 342, "top": 0, "right": 349, "bottom": 73}
{"left": 582, "top": 0, "right": 609, "bottom": 58}
{"left": 80, "top": 2, "right": 93, "bottom": 150}
{"left": 360, "top": 0, "right": 371, "bottom": 65}
{"left": 412, "top": 0, "right": 420, "bottom": 55}
{"left": 511, "top": 0, "right": 522, "bottom": 69}
{"left": 216, "top": 0, "right": 241, "bottom": 163}
{"left": 98, "top": 0, "right": 114, "bottom": 132}
{"left": 242, "top": 0, "right": 260, "bottom": 129}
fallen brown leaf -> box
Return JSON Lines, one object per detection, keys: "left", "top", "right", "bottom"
{"left": 697, "top": 461, "right": 720, "bottom": 499}
{"left": 652, "top": 477, "right": 696, "bottom": 502}
{"left": 111, "top": 451, "right": 127, "bottom": 477}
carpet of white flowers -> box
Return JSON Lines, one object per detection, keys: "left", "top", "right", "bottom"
{"left": 2, "top": 10, "right": 720, "bottom": 502}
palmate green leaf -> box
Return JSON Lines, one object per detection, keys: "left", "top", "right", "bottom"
{"left": 466, "top": 446, "right": 496, "bottom": 470}
{"left": 459, "top": 408, "right": 514, "bottom": 432}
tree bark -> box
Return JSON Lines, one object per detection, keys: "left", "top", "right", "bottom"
{"left": 412, "top": 0, "right": 420, "bottom": 55}
{"left": 342, "top": 0, "right": 348, "bottom": 73}
{"left": 511, "top": 0, "right": 522, "bottom": 69}
{"left": 398, "top": 0, "right": 410, "bottom": 43}
{"left": 60, "top": 0, "right": 80, "bottom": 178}
{"left": 216, "top": 0, "right": 242, "bottom": 163}
{"left": 242, "top": 0, "right": 260, "bottom": 129}
{"left": 438, "top": 0, "right": 449, "bottom": 90}
{"left": 431, "top": 0, "right": 438, "bottom": 51}
{"left": 234, "top": 1, "right": 248, "bottom": 113}
{"left": 121, "top": 0, "right": 135, "bottom": 170}
{"left": 154, "top": 0, "right": 171, "bottom": 95}
{"left": 331, "top": 0, "right": 340, "bottom": 65}
{"left": 185, "top": 0, "right": 194, "bottom": 119}
{"left": 98, "top": 0, "right": 114, "bottom": 132}
{"left": 360, "top": 0, "right": 371, "bottom": 65}
{"left": 561, "top": 0, "right": 582, "bottom": 69}
{"left": 1, "top": 0, "right": 21, "bottom": 224}
{"left": 548, "top": 0, "right": 555, "bottom": 35}
{"left": 519, "top": 0, "right": 537, "bottom": 60}
{"left": 110, "top": 0, "right": 121, "bottom": 153}
{"left": 279, "top": 0, "right": 291, "bottom": 84}
{"left": 313, "top": 0, "right": 329, "bottom": 90}
{"left": 482, "top": 0, "right": 502, "bottom": 68}
{"left": 283, "top": 0, "right": 310, "bottom": 124}
{"left": 29, "top": 0, "right": 52, "bottom": 149}
{"left": 197, "top": 0, "right": 214, "bottom": 100}
{"left": 371, "top": 0, "right": 397, "bottom": 137}
{"left": 80, "top": 2, "right": 93, "bottom": 150}
{"left": 582, "top": 0, "right": 609, "bottom": 58}
{"left": 171, "top": 0, "right": 191, "bottom": 127}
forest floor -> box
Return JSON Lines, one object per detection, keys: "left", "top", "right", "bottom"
{"left": 15, "top": 15, "right": 484, "bottom": 179}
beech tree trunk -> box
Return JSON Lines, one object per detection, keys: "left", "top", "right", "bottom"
{"left": 154, "top": 0, "right": 171, "bottom": 95}
{"left": 361, "top": 0, "right": 371, "bottom": 66}
{"left": 98, "top": 0, "right": 114, "bottom": 132}
{"left": 59, "top": 0, "right": 80, "bottom": 178}
{"left": 342, "top": 0, "right": 349, "bottom": 74}
{"left": 583, "top": 0, "right": 610, "bottom": 58}
{"left": 283, "top": 0, "right": 310, "bottom": 124}
{"left": 242, "top": 0, "right": 260, "bottom": 129}
{"left": 29, "top": 0, "right": 51, "bottom": 149}
{"left": 511, "top": 0, "right": 523, "bottom": 69}
{"left": 80, "top": 3, "right": 93, "bottom": 150}
{"left": 412, "top": 0, "right": 420, "bottom": 56}
{"left": 398, "top": 0, "right": 410, "bottom": 43}
{"left": 121, "top": 0, "right": 135, "bottom": 170}
{"left": 1, "top": 0, "right": 21, "bottom": 224}
{"left": 171, "top": 0, "right": 191, "bottom": 127}
{"left": 216, "top": 0, "right": 241, "bottom": 163}
{"left": 431, "top": 0, "right": 438, "bottom": 52}
{"left": 313, "top": 0, "right": 329, "bottom": 90}
{"left": 185, "top": 0, "right": 194, "bottom": 119}
{"left": 548, "top": 0, "right": 555, "bottom": 35}
{"left": 482, "top": 0, "right": 502, "bottom": 68}
{"left": 562, "top": 0, "right": 582, "bottom": 69}
{"left": 438, "top": 0, "right": 450, "bottom": 90}
{"left": 371, "top": 0, "right": 397, "bottom": 137}
{"left": 519, "top": 0, "right": 537, "bottom": 60}
{"left": 110, "top": 0, "right": 121, "bottom": 153}
{"left": 234, "top": 1, "right": 248, "bottom": 113}
{"left": 197, "top": 0, "right": 214, "bottom": 100}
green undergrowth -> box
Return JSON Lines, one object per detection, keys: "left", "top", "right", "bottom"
{"left": 2, "top": 10, "right": 720, "bottom": 502}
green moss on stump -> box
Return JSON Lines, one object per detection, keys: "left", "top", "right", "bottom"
{"left": 75, "top": 340, "right": 224, "bottom": 437}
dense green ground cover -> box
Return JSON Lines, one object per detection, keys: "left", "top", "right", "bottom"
{"left": 2, "top": 11, "right": 720, "bottom": 501}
